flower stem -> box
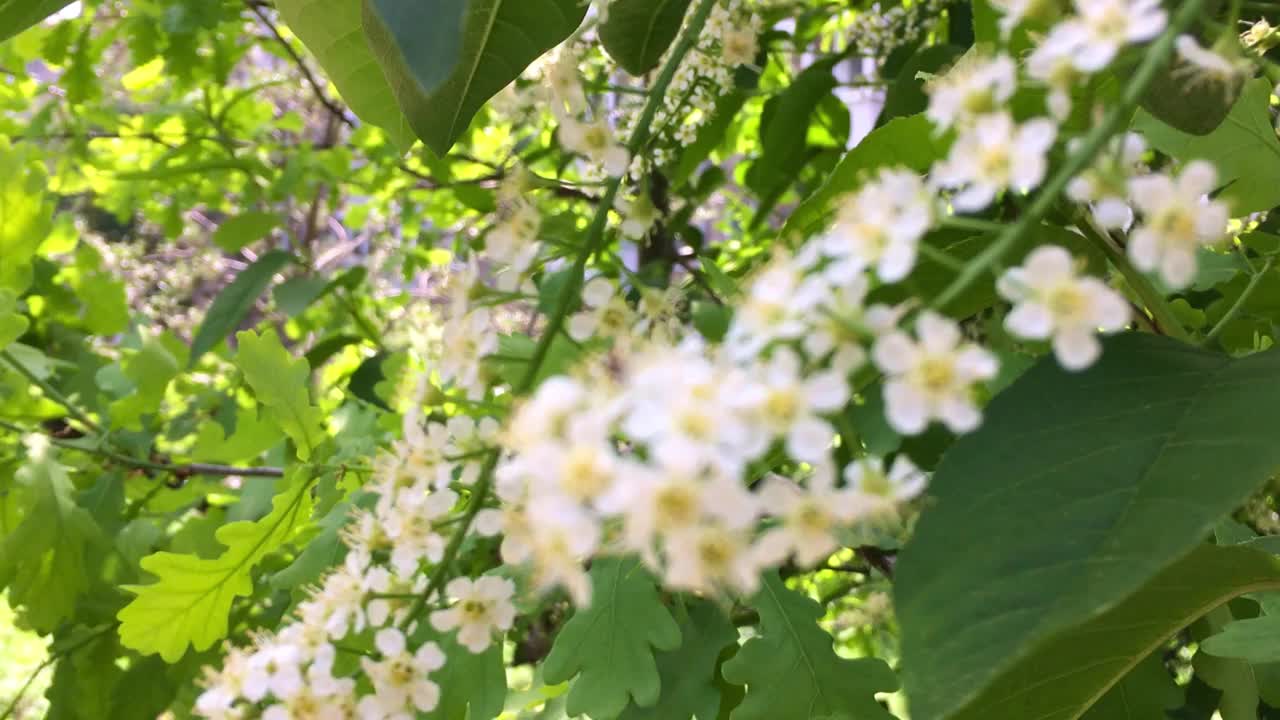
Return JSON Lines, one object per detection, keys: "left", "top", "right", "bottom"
{"left": 1204, "top": 257, "right": 1274, "bottom": 345}
{"left": 1075, "top": 216, "right": 1193, "bottom": 343}
{"left": 930, "top": 0, "right": 1210, "bottom": 312}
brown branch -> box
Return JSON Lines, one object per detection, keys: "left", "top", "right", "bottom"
{"left": 246, "top": 1, "right": 354, "bottom": 128}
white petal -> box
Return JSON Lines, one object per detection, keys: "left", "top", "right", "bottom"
{"left": 1006, "top": 301, "right": 1054, "bottom": 339}
{"left": 884, "top": 381, "right": 930, "bottom": 435}
{"left": 1053, "top": 329, "right": 1101, "bottom": 371}
{"left": 938, "top": 395, "right": 983, "bottom": 434}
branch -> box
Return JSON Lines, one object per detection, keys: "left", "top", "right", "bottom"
{"left": 0, "top": 419, "right": 284, "bottom": 479}
{"left": 0, "top": 349, "right": 100, "bottom": 433}
{"left": 245, "top": 1, "right": 354, "bottom": 128}
{"left": 930, "top": 0, "right": 1209, "bottom": 312}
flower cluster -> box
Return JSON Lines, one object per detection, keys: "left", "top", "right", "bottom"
{"left": 847, "top": 0, "right": 949, "bottom": 59}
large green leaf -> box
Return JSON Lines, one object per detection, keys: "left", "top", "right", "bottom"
{"left": 1135, "top": 78, "right": 1280, "bottom": 215}
{"left": 948, "top": 544, "right": 1280, "bottom": 720}
{"left": 600, "top": 0, "right": 693, "bottom": 76}
{"left": 781, "top": 113, "right": 944, "bottom": 240}
{"left": 542, "top": 556, "right": 683, "bottom": 719}
{"left": 0, "top": 452, "right": 100, "bottom": 633}
{"left": 1078, "top": 654, "right": 1180, "bottom": 720}
{"left": 116, "top": 470, "right": 316, "bottom": 661}
{"left": 188, "top": 251, "right": 293, "bottom": 367}
{"left": 618, "top": 599, "right": 738, "bottom": 720}
{"left": 273, "top": 0, "right": 415, "bottom": 150}
{"left": 419, "top": 628, "right": 508, "bottom": 720}
{"left": 0, "top": 0, "right": 74, "bottom": 43}
{"left": 363, "top": 0, "right": 587, "bottom": 154}
{"left": 721, "top": 573, "right": 898, "bottom": 720}
{"left": 896, "top": 333, "right": 1280, "bottom": 720}
{"left": 234, "top": 329, "right": 327, "bottom": 460}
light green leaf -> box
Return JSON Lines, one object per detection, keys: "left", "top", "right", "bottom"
{"left": 273, "top": 275, "right": 330, "bottom": 316}
{"left": 190, "top": 409, "right": 284, "bottom": 464}
{"left": 542, "top": 556, "right": 683, "bottom": 719}
{"left": 189, "top": 251, "right": 294, "bottom": 367}
{"left": 896, "top": 333, "right": 1280, "bottom": 720}
{"left": 619, "top": 599, "right": 737, "bottom": 720}
{"left": 0, "top": 289, "right": 28, "bottom": 350}
{"left": 106, "top": 339, "right": 180, "bottom": 429}
{"left": 600, "top": 0, "right": 693, "bottom": 76}
{"left": 234, "top": 329, "right": 327, "bottom": 460}
{"left": 363, "top": 0, "right": 587, "bottom": 154}
{"left": 782, "top": 113, "right": 945, "bottom": 240}
{"left": 116, "top": 469, "right": 316, "bottom": 662}
{"left": 1135, "top": 78, "right": 1280, "bottom": 215}
{"left": 0, "top": 0, "right": 74, "bottom": 43}
{"left": 272, "top": 0, "right": 416, "bottom": 151}
{"left": 1202, "top": 615, "right": 1280, "bottom": 664}
{"left": 211, "top": 211, "right": 279, "bottom": 253}
{"left": 0, "top": 450, "right": 100, "bottom": 633}
{"left": 948, "top": 544, "right": 1280, "bottom": 720}
{"left": 0, "top": 139, "right": 54, "bottom": 294}
{"left": 721, "top": 573, "right": 898, "bottom": 720}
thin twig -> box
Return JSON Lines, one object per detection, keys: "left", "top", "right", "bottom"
{"left": 246, "top": 1, "right": 354, "bottom": 128}
{"left": 0, "top": 349, "right": 100, "bottom": 433}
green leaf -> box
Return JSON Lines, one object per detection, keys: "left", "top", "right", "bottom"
{"left": 419, "top": 628, "right": 508, "bottom": 720}
{"left": 273, "top": 0, "right": 415, "bottom": 150}
{"left": 190, "top": 409, "right": 283, "bottom": 464}
{"left": 189, "top": 250, "right": 294, "bottom": 367}
{"left": 1202, "top": 615, "right": 1280, "bottom": 664}
{"left": 619, "top": 599, "right": 738, "bottom": 720}
{"left": 116, "top": 469, "right": 317, "bottom": 662}
{"left": 211, "top": 211, "right": 279, "bottom": 253}
{"left": 782, "top": 114, "right": 945, "bottom": 240}
{"left": 273, "top": 275, "right": 330, "bottom": 316}
{"left": 106, "top": 338, "right": 180, "bottom": 429}
{"left": 0, "top": 0, "right": 74, "bottom": 43}
{"left": 0, "top": 451, "right": 100, "bottom": 633}
{"left": 600, "top": 0, "right": 693, "bottom": 76}
{"left": 542, "top": 556, "right": 683, "bottom": 719}
{"left": 1135, "top": 78, "right": 1280, "bottom": 215}
{"left": 0, "top": 139, "right": 54, "bottom": 294}
{"left": 234, "top": 329, "right": 327, "bottom": 460}
{"left": 746, "top": 57, "right": 840, "bottom": 199}
{"left": 945, "top": 544, "right": 1280, "bottom": 720}
{"left": 1079, "top": 654, "right": 1180, "bottom": 720}
{"left": 896, "top": 333, "right": 1280, "bottom": 720}
{"left": 270, "top": 496, "right": 360, "bottom": 592}
{"left": 363, "top": 0, "right": 587, "bottom": 154}
{"left": 0, "top": 289, "right": 28, "bottom": 350}
{"left": 721, "top": 573, "right": 898, "bottom": 720}
{"left": 876, "top": 44, "right": 964, "bottom": 126}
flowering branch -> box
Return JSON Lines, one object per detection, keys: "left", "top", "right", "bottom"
{"left": 930, "top": 0, "right": 1209, "bottom": 313}
{"left": 407, "top": 0, "right": 725, "bottom": 620}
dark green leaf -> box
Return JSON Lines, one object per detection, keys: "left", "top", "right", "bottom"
{"left": 364, "top": 0, "right": 587, "bottom": 154}
{"left": 721, "top": 573, "right": 898, "bottom": 720}
{"left": 600, "top": 0, "right": 693, "bottom": 76}
{"left": 542, "top": 557, "right": 683, "bottom": 719}
{"left": 897, "top": 333, "right": 1280, "bottom": 720}
{"left": 746, "top": 57, "right": 839, "bottom": 199}
{"left": 0, "top": 0, "right": 75, "bottom": 44}
{"left": 188, "top": 251, "right": 293, "bottom": 367}
{"left": 419, "top": 628, "right": 508, "bottom": 720}
{"left": 877, "top": 44, "right": 963, "bottom": 126}
{"left": 1080, "top": 654, "right": 1181, "bottom": 720}
{"left": 952, "top": 544, "right": 1280, "bottom": 720}
{"left": 1202, "top": 616, "right": 1280, "bottom": 664}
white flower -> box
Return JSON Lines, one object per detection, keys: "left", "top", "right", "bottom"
{"left": 430, "top": 576, "right": 517, "bottom": 653}
{"left": 616, "top": 192, "right": 659, "bottom": 239}
{"left": 725, "top": 252, "right": 823, "bottom": 359}
{"left": 558, "top": 117, "right": 630, "bottom": 177}
{"left": 663, "top": 521, "right": 761, "bottom": 595}
{"left": 1027, "top": 21, "right": 1087, "bottom": 119}
{"left": 1071, "top": 0, "right": 1167, "bottom": 72}
{"left": 569, "top": 276, "right": 635, "bottom": 341}
{"left": 1066, "top": 133, "right": 1147, "bottom": 230}
{"left": 990, "top": 0, "right": 1057, "bottom": 35}
{"left": 925, "top": 53, "right": 1017, "bottom": 131}
{"left": 1127, "top": 161, "right": 1229, "bottom": 289}
{"left": 755, "top": 464, "right": 866, "bottom": 567}
{"left": 843, "top": 455, "right": 928, "bottom": 509}
{"left": 383, "top": 488, "right": 457, "bottom": 577}
{"left": 998, "top": 245, "right": 1130, "bottom": 370}
{"left": 932, "top": 113, "right": 1057, "bottom": 212}
{"left": 1174, "top": 35, "right": 1251, "bottom": 98}
{"left": 359, "top": 629, "right": 445, "bottom": 716}
{"left": 545, "top": 51, "right": 586, "bottom": 117}
{"left": 738, "top": 348, "right": 849, "bottom": 463}
{"left": 499, "top": 497, "right": 599, "bottom": 605}
{"left": 242, "top": 642, "right": 304, "bottom": 702}
{"left": 721, "top": 26, "right": 759, "bottom": 67}
{"left": 872, "top": 311, "right": 999, "bottom": 435}
{"left": 825, "top": 168, "right": 933, "bottom": 283}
